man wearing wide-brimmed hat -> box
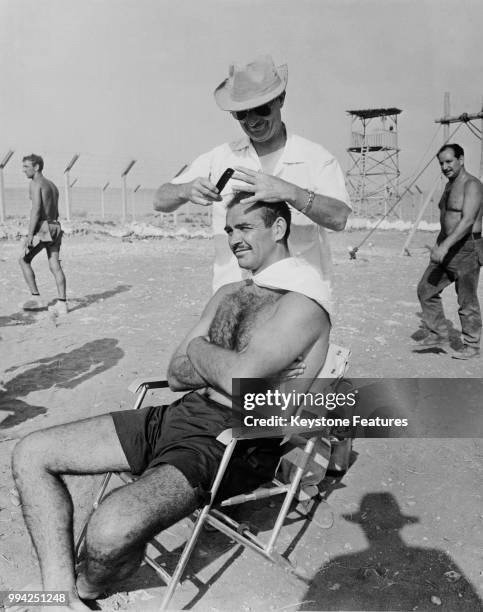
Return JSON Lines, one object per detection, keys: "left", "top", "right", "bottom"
{"left": 154, "top": 54, "right": 351, "bottom": 293}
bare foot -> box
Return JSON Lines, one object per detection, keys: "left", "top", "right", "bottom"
{"left": 75, "top": 571, "right": 103, "bottom": 601}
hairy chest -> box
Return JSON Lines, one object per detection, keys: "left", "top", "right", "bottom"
{"left": 442, "top": 183, "right": 465, "bottom": 213}
{"left": 209, "top": 283, "right": 282, "bottom": 352}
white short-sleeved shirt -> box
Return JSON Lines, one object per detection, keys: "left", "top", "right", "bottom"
{"left": 171, "top": 131, "right": 350, "bottom": 294}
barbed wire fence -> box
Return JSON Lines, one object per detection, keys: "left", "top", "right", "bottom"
{"left": 0, "top": 148, "right": 440, "bottom": 226}
{"left": 0, "top": 149, "right": 212, "bottom": 228}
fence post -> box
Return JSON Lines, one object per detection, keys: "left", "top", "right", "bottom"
{"left": 64, "top": 154, "right": 79, "bottom": 222}
{"left": 132, "top": 184, "right": 141, "bottom": 222}
{"left": 121, "top": 160, "right": 136, "bottom": 223}
{"left": 0, "top": 169, "right": 4, "bottom": 223}
{"left": 101, "top": 182, "right": 109, "bottom": 220}
{"left": 0, "top": 150, "right": 14, "bottom": 223}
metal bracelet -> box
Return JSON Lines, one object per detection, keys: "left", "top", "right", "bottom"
{"left": 300, "top": 189, "right": 315, "bottom": 215}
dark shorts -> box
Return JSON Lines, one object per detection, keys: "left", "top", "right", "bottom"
{"left": 23, "top": 222, "right": 63, "bottom": 263}
{"left": 111, "top": 391, "right": 282, "bottom": 502}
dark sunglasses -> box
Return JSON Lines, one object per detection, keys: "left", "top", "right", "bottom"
{"left": 232, "top": 101, "right": 275, "bottom": 121}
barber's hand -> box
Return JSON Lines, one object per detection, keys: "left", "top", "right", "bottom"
{"left": 184, "top": 178, "right": 222, "bottom": 206}
{"left": 430, "top": 244, "right": 448, "bottom": 264}
{"left": 233, "top": 166, "right": 297, "bottom": 204}
{"left": 278, "top": 356, "right": 306, "bottom": 381}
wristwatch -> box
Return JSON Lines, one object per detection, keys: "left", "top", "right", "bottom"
{"left": 300, "top": 189, "right": 315, "bottom": 215}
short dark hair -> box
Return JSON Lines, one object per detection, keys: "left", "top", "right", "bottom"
{"left": 22, "top": 154, "right": 44, "bottom": 172}
{"left": 227, "top": 191, "right": 291, "bottom": 243}
{"left": 437, "top": 143, "right": 464, "bottom": 159}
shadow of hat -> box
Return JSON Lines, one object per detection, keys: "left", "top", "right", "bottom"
{"left": 342, "top": 492, "right": 419, "bottom": 529}
{"left": 214, "top": 54, "right": 288, "bottom": 112}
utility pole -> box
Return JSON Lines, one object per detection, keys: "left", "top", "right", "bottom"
{"left": 0, "top": 150, "right": 14, "bottom": 223}
{"left": 435, "top": 93, "right": 483, "bottom": 178}
{"left": 64, "top": 154, "right": 80, "bottom": 221}
{"left": 443, "top": 92, "right": 450, "bottom": 142}
{"left": 121, "top": 160, "right": 136, "bottom": 223}
{"left": 435, "top": 109, "right": 483, "bottom": 126}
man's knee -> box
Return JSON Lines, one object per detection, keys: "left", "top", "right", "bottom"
{"left": 12, "top": 431, "right": 51, "bottom": 482}
{"left": 417, "top": 270, "right": 439, "bottom": 302}
{"left": 85, "top": 496, "right": 146, "bottom": 561}
{"left": 12, "top": 430, "right": 64, "bottom": 482}
{"left": 84, "top": 465, "right": 198, "bottom": 560}
{"left": 417, "top": 277, "right": 428, "bottom": 301}
{"left": 48, "top": 256, "right": 62, "bottom": 273}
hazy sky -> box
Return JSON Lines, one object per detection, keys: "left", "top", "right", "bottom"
{"left": 2, "top": 0, "right": 483, "bottom": 188}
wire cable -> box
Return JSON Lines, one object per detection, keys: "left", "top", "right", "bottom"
{"left": 465, "top": 121, "right": 482, "bottom": 140}
{"left": 467, "top": 120, "right": 482, "bottom": 134}
{"left": 399, "top": 124, "right": 442, "bottom": 188}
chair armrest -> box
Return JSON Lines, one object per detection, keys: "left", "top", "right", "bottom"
{"left": 317, "top": 344, "right": 351, "bottom": 379}
{"left": 128, "top": 378, "right": 170, "bottom": 394}
{"left": 216, "top": 423, "right": 330, "bottom": 445}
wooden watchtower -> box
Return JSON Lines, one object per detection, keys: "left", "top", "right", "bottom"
{"left": 346, "top": 108, "right": 402, "bottom": 216}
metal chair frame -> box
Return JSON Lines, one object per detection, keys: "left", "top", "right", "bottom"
{"left": 75, "top": 344, "right": 350, "bottom": 611}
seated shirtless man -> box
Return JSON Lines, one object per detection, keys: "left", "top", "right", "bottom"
{"left": 12, "top": 194, "right": 331, "bottom": 611}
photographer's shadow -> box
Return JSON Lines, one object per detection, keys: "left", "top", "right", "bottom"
{"left": 302, "top": 492, "right": 481, "bottom": 611}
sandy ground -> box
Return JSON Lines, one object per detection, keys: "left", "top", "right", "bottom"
{"left": 0, "top": 228, "right": 482, "bottom": 612}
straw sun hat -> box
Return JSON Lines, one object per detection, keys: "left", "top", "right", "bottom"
{"left": 214, "top": 54, "right": 288, "bottom": 112}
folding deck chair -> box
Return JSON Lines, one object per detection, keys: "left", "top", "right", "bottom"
{"left": 75, "top": 343, "right": 350, "bottom": 611}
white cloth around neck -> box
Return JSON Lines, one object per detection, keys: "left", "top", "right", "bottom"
{"left": 252, "top": 256, "right": 333, "bottom": 317}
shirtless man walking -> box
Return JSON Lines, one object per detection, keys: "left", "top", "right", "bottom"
{"left": 20, "top": 154, "right": 68, "bottom": 315}
{"left": 12, "top": 194, "right": 331, "bottom": 611}
{"left": 417, "top": 144, "right": 483, "bottom": 359}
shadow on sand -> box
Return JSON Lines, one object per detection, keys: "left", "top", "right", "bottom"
{"left": 0, "top": 284, "right": 132, "bottom": 328}
{"left": 67, "top": 284, "right": 132, "bottom": 313}
{"left": 107, "top": 490, "right": 481, "bottom": 611}
{"left": 411, "top": 315, "right": 463, "bottom": 354}
{"left": 0, "top": 338, "right": 124, "bottom": 430}
{"left": 302, "top": 492, "right": 481, "bottom": 611}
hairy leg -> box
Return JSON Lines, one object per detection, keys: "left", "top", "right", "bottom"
{"left": 11, "top": 415, "right": 130, "bottom": 604}
{"left": 78, "top": 463, "right": 199, "bottom": 598}
{"left": 47, "top": 250, "right": 66, "bottom": 300}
